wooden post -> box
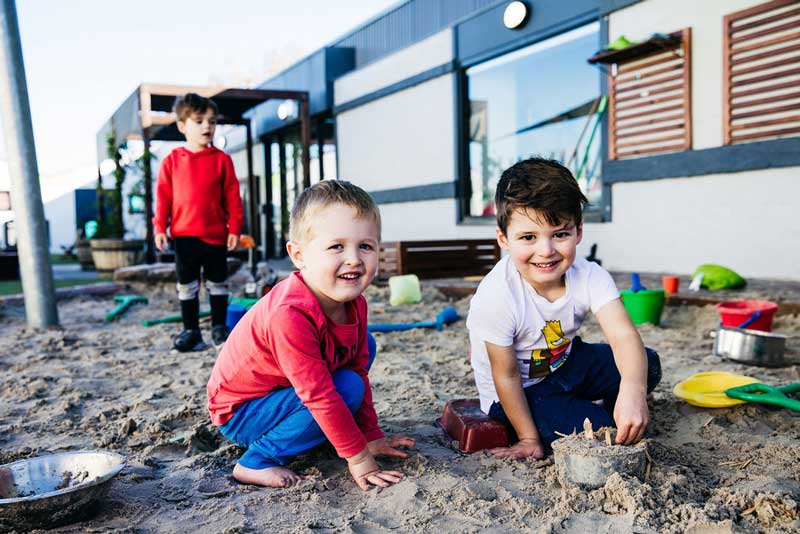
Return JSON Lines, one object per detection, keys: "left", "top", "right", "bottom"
{"left": 300, "top": 95, "right": 311, "bottom": 190}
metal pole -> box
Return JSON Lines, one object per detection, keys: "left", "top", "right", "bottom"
{"left": 142, "top": 129, "right": 155, "bottom": 263}
{"left": 0, "top": 0, "right": 58, "bottom": 327}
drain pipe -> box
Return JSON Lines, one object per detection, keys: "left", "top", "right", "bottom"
{"left": 0, "top": 0, "right": 58, "bottom": 327}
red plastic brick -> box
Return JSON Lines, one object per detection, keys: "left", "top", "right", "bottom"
{"left": 439, "top": 399, "right": 510, "bottom": 453}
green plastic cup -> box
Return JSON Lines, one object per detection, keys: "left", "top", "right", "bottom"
{"left": 620, "top": 289, "right": 665, "bottom": 326}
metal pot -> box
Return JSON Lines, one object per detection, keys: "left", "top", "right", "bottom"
{"left": 713, "top": 325, "right": 786, "bottom": 367}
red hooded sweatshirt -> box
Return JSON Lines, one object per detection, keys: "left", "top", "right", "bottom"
{"left": 153, "top": 146, "right": 244, "bottom": 245}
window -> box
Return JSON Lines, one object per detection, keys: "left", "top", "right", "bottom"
{"left": 723, "top": 0, "right": 800, "bottom": 144}
{"left": 464, "top": 23, "right": 602, "bottom": 218}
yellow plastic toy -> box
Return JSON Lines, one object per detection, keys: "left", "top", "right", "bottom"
{"left": 389, "top": 274, "right": 422, "bottom": 306}
{"left": 673, "top": 372, "right": 761, "bottom": 408}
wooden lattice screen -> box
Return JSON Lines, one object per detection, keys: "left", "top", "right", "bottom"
{"left": 723, "top": 0, "right": 800, "bottom": 144}
{"left": 608, "top": 29, "right": 692, "bottom": 160}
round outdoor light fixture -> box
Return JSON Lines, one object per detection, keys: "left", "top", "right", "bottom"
{"left": 277, "top": 100, "right": 297, "bottom": 121}
{"left": 503, "top": 1, "right": 529, "bottom": 30}
{"left": 99, "top": 158, "right": 117, "bottom": 176}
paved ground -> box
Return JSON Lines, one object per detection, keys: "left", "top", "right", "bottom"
{"left": 52, "top": 263, "right": 100, "bottom": 281}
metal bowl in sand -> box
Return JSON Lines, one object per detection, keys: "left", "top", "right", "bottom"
{"left": 0, "top": 450, "right": 125, "bottom": 531}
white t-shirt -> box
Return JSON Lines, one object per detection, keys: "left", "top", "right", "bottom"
{"left": 466, "top": 256, "right": 620, "bottom": 413}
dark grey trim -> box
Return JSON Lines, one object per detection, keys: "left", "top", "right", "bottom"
{"left": 369, "top": 181, "right": 456, "bottom": 204}
{"left": 604, "top": 137, "right": 800, "bottom": 183}
{"left": 599, "top": 0, "right": 644, "bottom": 16}
{"left": 333, "top": 61, "right": 456, "bottom": 115}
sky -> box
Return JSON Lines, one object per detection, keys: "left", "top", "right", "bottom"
{"left": 0, "top": 0, "right": 398, "bottom": 185}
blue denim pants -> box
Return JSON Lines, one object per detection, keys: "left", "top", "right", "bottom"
{"left": 220, "top": 333, "right": 377, "bottom": 469}
{"left": 488, "top": 336, "right": 661, "bottom": 446}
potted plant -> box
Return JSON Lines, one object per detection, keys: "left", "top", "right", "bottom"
{"left": 89, "top": 130, "right": 146, "bottom": 277}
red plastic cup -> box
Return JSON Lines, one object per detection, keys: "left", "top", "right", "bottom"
{"left": 716, "top": 300, "right": 778, "bottom": 332}
{"left": 662, "top": 276, "right": 679, "bottom": 294}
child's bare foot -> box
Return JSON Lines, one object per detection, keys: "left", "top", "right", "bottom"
{"left": 232, "top": 463, "right": 306, "bottom": 488}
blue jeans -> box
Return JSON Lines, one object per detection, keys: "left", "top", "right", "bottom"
{"left": 220, "top": 333, "right": 377, "bottom": 469}
{"left": 488, "top": 336, "right": 661, "bottom": 447}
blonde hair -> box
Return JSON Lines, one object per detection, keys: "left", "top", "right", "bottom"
{"left": 289, "top": 180, "right": 381, "bottom": 243}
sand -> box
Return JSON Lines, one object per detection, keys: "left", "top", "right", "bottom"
{"left": 1, "top": 280, "right": 799, "bottom": 533}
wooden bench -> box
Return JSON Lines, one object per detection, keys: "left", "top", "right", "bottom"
{"left": 378, "top": 239, "right": 499, "bottom": 280}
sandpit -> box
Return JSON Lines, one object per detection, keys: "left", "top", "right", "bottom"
{"left": 0, "top": 280, "right": 799, "bottom": 533}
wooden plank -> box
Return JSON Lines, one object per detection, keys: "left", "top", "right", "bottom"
{"left": 616, "top": 112, "right": 683, "bottom": 129}
{"left": 404, "top": 249, "right": 499, "bottom": 262}
{"left": 730, "top": 19, "right": 800, "bottom": 45}
{"left": 731, "top": 113, "right": 800, "bottom": 130}
{"left": 732, "top": 5, "right": 800, "bottom": 33}
{"left": 730, "top": 89, "right": 800, "bottom": 108}
{"left": 617, "top": 123, "right": 684, "bottom": 138}
{"left": 615, "top": 82, "right": 683, "bottom": 103}
{"left": 730, "top": 124, "right": 800, "bottom": 141}
{"left": 399, "top": 239, "right": 498, "bottom": 249}
{"left": 731, "top": 52, "right": 800, "bottom": 77}
{"left": 731, "top": 66, "right": 800, "bottom": 88}
{"left": 616, "top": 132, "right": 685, "bottom": 149}
{"left": 730, "top": 42, "right": 800, "bottom": 67}
{"left": 616, "top": 142, "right": 687, "bottom": 157}
{"left": 727, "top": 0, "right": 799, "bottom": 22}
{"left": 615, "top": 102, "right": 683, "bottom": 122}
{"left": 730, "top": 29, "right": 800, "bottom": 55}
{"left": 731, "top": 101, "right": 800, "bottom": 119}
{"left": 615, "top": 62, "right": 682, "bottom": 83}
{"left": 617, "top": 51, "right": 679, "bottom": 74}
{"left": 682, "top": 28, "right": 693, "bottom": 150}
{"left": 728, "top": 80, "right": 800, "bottom": 100}
{"left": 615, "top": 72, "right": 683, "bottom": 95}
{"left": 616, "top": 94, "right": 684, "bottom": 111}
{"left": 609, "top": 72, "right": 618, "bottom": 160}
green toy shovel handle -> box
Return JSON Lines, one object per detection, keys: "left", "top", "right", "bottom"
{"left": 724, "top": 382, "right": 800, "bottom": 412}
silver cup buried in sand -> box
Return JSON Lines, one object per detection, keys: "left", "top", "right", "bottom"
{"left": 0, "top": 450, "right": 125, "bottom": 531}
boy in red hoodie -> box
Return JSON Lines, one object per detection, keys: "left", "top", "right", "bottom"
{"left": 153, "top": 93, "right": 244, "bottom": 351}
{"left": 207, "top": 180, "right": 414, "bottom": 489}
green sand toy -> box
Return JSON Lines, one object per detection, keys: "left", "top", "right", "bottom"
{"left": 725, "top": 382, "right": 800, "bottom": 412}
{"left": 105, "top": 295, "right": 148, "bottom": 322}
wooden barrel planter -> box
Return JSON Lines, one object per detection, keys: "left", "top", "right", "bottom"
{"left": 75, "top": 238, "right": 95, "bottom": 271}
{"left": 89, "top": 239, "right": 145, "bottom": 277}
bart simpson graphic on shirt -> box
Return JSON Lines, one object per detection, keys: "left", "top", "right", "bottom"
{"left": 528, "top": 320, "right": 571, "bottom": 379}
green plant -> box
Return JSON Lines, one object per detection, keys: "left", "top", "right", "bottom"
{"left": 94, "top": 130, "right": 126, "bottom": 239}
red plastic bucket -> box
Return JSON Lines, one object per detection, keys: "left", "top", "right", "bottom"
{"left": 716, "top": 300, "right": 778, "bottom": 332}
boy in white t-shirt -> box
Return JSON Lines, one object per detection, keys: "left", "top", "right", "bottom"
{"left": 466, "top": 158, "right": 661, "bottom": 459}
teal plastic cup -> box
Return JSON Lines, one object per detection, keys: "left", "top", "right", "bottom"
{"left": 620, "top": 289, "right": 665, "bottom": 326}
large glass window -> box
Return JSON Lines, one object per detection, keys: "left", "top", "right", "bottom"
{"left": 465, "top": 23, "right": 603, "bottom": 218}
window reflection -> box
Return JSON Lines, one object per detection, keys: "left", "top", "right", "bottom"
{"left": 466, "top": 23, "right": 602, "bottom": 218}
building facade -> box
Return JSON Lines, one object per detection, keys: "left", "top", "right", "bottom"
{"left": 229, "top": 0, "right": 800, "bottom": 280}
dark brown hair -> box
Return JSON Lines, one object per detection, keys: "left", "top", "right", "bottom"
{"left": 290, "top": 180, "right": 381, "bottom": 242}
{"left": 173, "top": 93, "right": 218, "bottom": 122}
{"left": 495, "top": 157, "right": 588, "bottom": 234}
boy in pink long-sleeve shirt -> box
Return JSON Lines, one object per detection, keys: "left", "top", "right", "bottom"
{"left": 207, "top": 180, "right": 414, "bottom": 489}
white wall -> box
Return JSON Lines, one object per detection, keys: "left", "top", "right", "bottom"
{"left": 43, "top": 191, "right": 76, "bottom": 253}
{"left": 380, "top": 199, "right": 494, "bottom": 241}
{"left": 597, "top": 0, "right": 800, "bottom": 279}
{"left": 583, "top": 166, "right": 800, "bottom": 279}
{"left": 337, "top": 74, "right": 455, "bottom": 191}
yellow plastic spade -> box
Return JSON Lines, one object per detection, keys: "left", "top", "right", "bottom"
{"left": 673, "top": 372, "right": 760, "bottom": 408}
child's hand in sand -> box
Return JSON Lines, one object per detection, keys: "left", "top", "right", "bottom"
{"left": 367, "top": 434, "right": 416, "bottom": 458}
{"left": 347, "top": 448, "right": 404, "bottom": 490}
{"left": 614, "top": 381, "right": 649, "bottom": 445}
{"left": 489, "top": 438, "right": 545, "bottom": 459}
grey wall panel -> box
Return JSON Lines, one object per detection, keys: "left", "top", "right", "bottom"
{"left": 456, "top": 0, "right": 600, "bottom": 66}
